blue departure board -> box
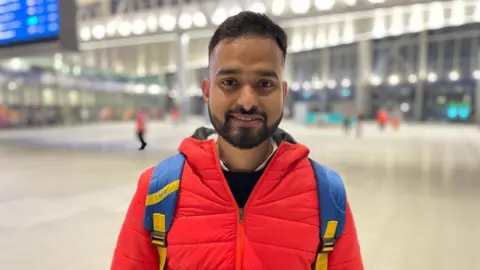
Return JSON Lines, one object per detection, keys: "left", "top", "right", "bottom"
{"left": 0, "top": 0, "right": 59, "bottom": 46}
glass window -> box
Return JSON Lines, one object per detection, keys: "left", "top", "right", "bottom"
{"left": 399, "top": 44, "right": 409, "bottom": 64}
{"left": 470, "top": 38, "right": 480, "bottom": 72}
{"left": 164, "top": 73, "right": 176, "bottom": 90}
{"left": 317, "top": 48, "right": 327, "bottom": 76}
{"left": 157, "top": 0, "right": 179, "bottom": 7}
{"left": 372, "top": 49, "right": 383, "bottom": 76}
{"left": 291, "top": 50, "right": 320, "bottom": 84}
{"left": 329, "top": 48, "right": 337, "bottom": 79}
{"left": 427, "top": 41, "right": 438, "bottom": 73}
{"left": 423, "top": 81, "right": 476, "bottom": 122}
{"left": 443, "top": 39, "right": 455, "bottom": 73}
{"left": 459, "top": 38, "right": 472, "bottom": 75}
{"left": 372, "top": 40, "right": 384, "bottom": 75}
{"left": 133, "top": 0, "right": 154, "bottom": 10}
{"left": 338, "top": 50, "right": 347, "bottom": 77}
{"left": 110, "top": 0, "right": 120, "bottom": 14}
{"left": 409, "top": 43, "right": 419, "bottom": 74}
{"left": 341, "top": 45, "right": 356, "bottom": 80}
{"left": 312, "top": 50, "right": 322, "bottom": 77}
{"left": 459, "top": 38, "right": 472, "bottom": 59}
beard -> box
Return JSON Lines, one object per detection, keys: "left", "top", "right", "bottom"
{"left": 208, "top": 104, "right": 283, "bottom": 150}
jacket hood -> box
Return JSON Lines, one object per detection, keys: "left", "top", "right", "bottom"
{"left": 179, "top": 127, "right": 309, "bottom": 174}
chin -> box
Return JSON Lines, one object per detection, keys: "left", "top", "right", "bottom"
{"left": 225, "top": 132, "right": 268, "bottom": 149}
{"left": 227, "top": 138, "right": 265, "bottom": 150}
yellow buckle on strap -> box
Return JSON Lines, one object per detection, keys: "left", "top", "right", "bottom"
{"left": 320, "top": 237, "right": 336, "bottom": 253}
{"left": 151, "top": 231, "right": 167, "bottom": 247}
{"left": 314, "top": 220, "right": 339, "bottom": 270}
{"left": 320, "top": 220, "right": 338, "bottom": 252}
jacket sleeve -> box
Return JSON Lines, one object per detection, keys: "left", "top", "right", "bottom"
{"left": 111, "top": 168, "right": 159, "bottom": 270}
{"left": 328, "top": 200, "right": 364, "bottom": 270}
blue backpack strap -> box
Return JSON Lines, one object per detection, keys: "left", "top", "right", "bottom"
{"left": 309, "top": 159, "right": 347, "bottom": 270}
{"left": 143, "top": 153, "right": 185, "bottom": 270}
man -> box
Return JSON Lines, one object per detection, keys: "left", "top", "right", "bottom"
{"left": 136, "top": 110, "right": 147, "bottom": 150}
{"left": 112, "top": 12, "right": 363, "bottom": 269}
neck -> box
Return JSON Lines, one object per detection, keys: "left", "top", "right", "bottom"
{"left": 217, "top": 137, "right": 272, "bottom": 172}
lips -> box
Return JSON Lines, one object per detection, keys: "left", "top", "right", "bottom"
{"left": 230, "top": 114, "right": 263, "bottom": 122}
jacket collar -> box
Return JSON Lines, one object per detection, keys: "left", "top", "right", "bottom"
{"left": 178, "top": 127, "right": 309, "bottom": 178}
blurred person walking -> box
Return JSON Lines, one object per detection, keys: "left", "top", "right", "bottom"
{"left": 376, "top": 107, "right": 389, "bottom": 131}
{"left": 343, "top": 112, "right": 353, "bottom": 134}
{"left": 112, "top": 12, "right": 363, "bottom": 270}
{"left": 136, "top": 110, "right": 147, "bottom": 150}
{"left": 171, "top": 105, "right": 180, "bottom": 124}
{"left": 390, "top": 106, "right": 402, "bottom": 131}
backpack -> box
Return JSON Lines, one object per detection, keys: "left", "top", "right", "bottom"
{"left": 143, "top": 153, "right": 347, "bottom": 270}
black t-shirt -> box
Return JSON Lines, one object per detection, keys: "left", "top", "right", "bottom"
{"left": 223, "top": 168, "right": 265, "bottom": 208}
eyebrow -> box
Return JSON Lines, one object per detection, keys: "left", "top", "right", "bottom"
{"left": 216, "top": 68, "right": 279, "bottom": 80}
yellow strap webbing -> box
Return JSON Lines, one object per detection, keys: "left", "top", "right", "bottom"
{"left": 146, "top": 179, "right": 180, "bottom": 206}
{"left": 314, "top": 221, "right": 339, "bottom": 270}
{"left": 153, "top": 213, "right": 167, "bottom": 270}
{"left": 315, "top": 254, "right": 328, "bottom": 270}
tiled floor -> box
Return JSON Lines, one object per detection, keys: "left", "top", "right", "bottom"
{"left": 1, "top": 120, "right": 479, "bottom": 270}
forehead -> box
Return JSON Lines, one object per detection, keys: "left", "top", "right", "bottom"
{"left": 210, "top": 37, "right": 284, "bottom": 73}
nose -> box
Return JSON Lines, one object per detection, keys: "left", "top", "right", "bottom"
{"left": 236, "top": 85, "right": 258, "bottom": 111}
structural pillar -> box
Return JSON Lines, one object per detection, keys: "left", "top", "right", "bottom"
{"left": 415, "top": 31, "right": 428, "bottom": 122}
{"left": 175, "top": 32, "right": 189, "bottom": 121}
{"left": 476, "top": 48, "right": 480, "bottom": 124}
{"left": 320, "top": 48, "right": 330, "bottom": 112}
{"left": 476, "top": 80, "right": 480, "bottom": 124}
{"left": 356, "top": 40, "right": 372, "bottom": 116}
{"left": 101, "top": 0, "right": 111, "bottom": 16}
{"left": 320, "top": 48, "right": 330, "bottom": 83}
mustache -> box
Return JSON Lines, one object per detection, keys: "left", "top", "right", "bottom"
{"left": 225, "top": 106, "right": 267, "bottom": 119}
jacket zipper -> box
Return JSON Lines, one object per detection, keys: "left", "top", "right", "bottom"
{"left": 233, "top": 145, "right": 283, "bottom": 270}
{"left": 211, "top": 141, "right": 285, "bottom": 270}
{"left": 236, "top": 208, "right": 245, "bottom": 270}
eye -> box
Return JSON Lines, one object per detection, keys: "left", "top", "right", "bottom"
{"left": 221, "top": 79, "right": 237, "bottom": 86}
{"left": 259, "top": 80, "right": 274, "bottom": 88}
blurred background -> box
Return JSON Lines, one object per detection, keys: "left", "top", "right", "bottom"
{"left": 0, "top": 0, "right": 479, "bottom": 126}
{"left": 0, "top": 0, "right": 480, "bottom": 270}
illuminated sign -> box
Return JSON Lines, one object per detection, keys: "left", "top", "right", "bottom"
{"left": 0, "top": 0, "right": 59, "bottom": 46}
{"left": 447, "top": 103, "right": 471, "bottom": 120}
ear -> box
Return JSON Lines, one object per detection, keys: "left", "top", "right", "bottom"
{"left": 201, "top": 78, "right": 211, "bottom": 104}
{"left": 282, "top": 81, "right": 288, "bottom": 99}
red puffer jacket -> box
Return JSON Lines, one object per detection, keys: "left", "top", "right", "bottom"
{"left": 111, "top": 131, "right": 363, "bottom": 270}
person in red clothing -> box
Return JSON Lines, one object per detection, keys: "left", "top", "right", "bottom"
{"left": 376, "top": 107, "right": 389, "bottom": 131}
{"left": 171, "top": 105, "right": 180, "bottom": 124}
{"left": 112, "top": 12, "right": 363, "bottom": 270}
{"left": 135, "top": 110, "right": 147, "bottom": 150}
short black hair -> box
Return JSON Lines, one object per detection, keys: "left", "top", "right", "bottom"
{"left": 208, "top": 11, "right": 288, "bottom": 61}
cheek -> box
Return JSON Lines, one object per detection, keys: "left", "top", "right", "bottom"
{"left": 267, "top": 108, "right": 282, "bottom": 123}
{"left": 264, "top": 104, "right": 284, "bottom": 124}
{"left": 210, "top": 88, "right": 236, "bottom": 117}
{"left": 209, "top": 96, "right": 227, "bottom": 120}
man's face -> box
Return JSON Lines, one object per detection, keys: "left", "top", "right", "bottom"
{"left": 202, "top": 36, "right": 287, "bottom": 149}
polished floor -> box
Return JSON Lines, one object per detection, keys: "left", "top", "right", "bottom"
{"left": 0, "top": 120, "right": 479, "bottom": 270}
